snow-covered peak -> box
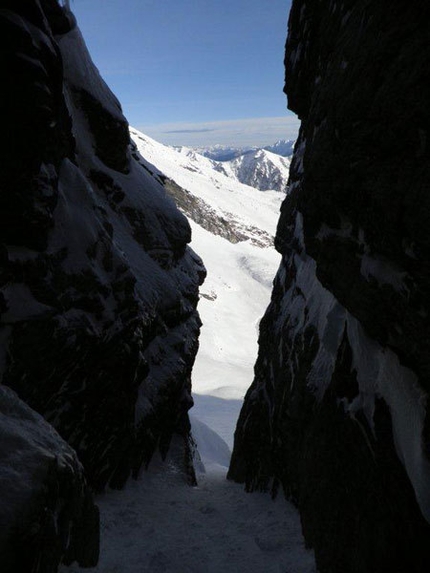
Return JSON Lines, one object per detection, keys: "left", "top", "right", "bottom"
{"left": 192, "top": 139, "right": 295, "bottom": 162}
{"left": 191, "top": 144, "right": 257, "bottom": 162}
{"left": 263, "top": 139, "right": 296, "bottom": 156}
{"left": 217, "top": 148, "right": 291, "bottom": 192}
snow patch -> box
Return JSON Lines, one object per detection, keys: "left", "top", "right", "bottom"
{"left": 360, "top": 253, "right": 408, "bottom": 293}
{"left": 347, "top": 316, "right": 430, "bottom": 522}
{"left": 59, "top": 27, "right": 123, "bottom": 122}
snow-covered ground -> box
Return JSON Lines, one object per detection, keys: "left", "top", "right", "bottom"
{"left": 61, "top": 436, "right": 316, "bottom": 573}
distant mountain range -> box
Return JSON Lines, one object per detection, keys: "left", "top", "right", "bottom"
{"left": 189, "top": 139, "right": 295, "bottom": 162}
{"left": 172, "top": 141, "right": 292, "bottom": 193}
{"left": 215, "top": 148, "right": 291, "bottom": 193}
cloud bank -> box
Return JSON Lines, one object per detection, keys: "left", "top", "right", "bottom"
{"left": 138, "top": 115, "right": 301, "bottom": 147}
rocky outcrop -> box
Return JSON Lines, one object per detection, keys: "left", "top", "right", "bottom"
{"left": 162, "top": 177, "right": 274, "bottom": 247}
{"left": 0, "top": 386, "right": 98, "bottom": 572}
{"left": 1, "top": 0, "right": 203, "bottom": 548}
{"left": 229, "top": 2, "right": 430, "bottom": 572}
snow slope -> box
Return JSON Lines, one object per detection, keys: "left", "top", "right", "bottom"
{"left": 130, "top": 129, "right": 282, "bottom": 233}
{"left": 129, "top": 128, "right": 283, "bottom": 447}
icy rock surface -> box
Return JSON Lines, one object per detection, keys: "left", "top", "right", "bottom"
{"left": 229, "top": 2, "right": 430, "bottom": 573}
{"left": 0, "top": 0, "right": 204, "bottom": 500}
{"left": 0, "top": 386, "right": 98, "bottom": 573}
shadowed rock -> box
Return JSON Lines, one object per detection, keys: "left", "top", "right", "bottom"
{"left": 229, "top": 2, "right": 430, "bottom": 572}
{"left": 0, "top": 386, "right": 99, "bottom": 573}
{"left": 0, "top": 6, "right": 206, "bottom": 571}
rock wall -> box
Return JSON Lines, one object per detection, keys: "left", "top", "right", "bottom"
{"left": 0, "top": 1, "right": 204, "bottom": 568}
{"left": 229, "top": 1, "right": 430, "bottom": 572}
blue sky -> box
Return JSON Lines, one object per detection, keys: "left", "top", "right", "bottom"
{"left": 71, "top": 0, "right": 299, "bottom": 146}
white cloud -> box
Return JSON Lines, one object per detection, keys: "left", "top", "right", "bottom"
{"left": 137, "top": 115, "right": 301, "bottom": 147}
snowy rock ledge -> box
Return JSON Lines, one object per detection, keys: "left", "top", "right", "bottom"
{"left": 0, "top": 0, "right": 204, "bottom": 557}
{"left": 229, "top": 2, "right": 430, "bottom": 573}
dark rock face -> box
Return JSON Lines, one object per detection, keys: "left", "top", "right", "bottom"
{"left": 0, "top": 386, "right": 99, "bottom": 572}
{"left": 229, "top": 2, "right": 430, "bottom": 572}
{"left": 1, "top": 0, "right": 203, "bottom": 522}
{"left": 0, "top": 1, "right": 204, "bottom": 489}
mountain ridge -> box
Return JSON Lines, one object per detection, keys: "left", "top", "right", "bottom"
{"left": 191, "top": 138, "right": 295, "bottom": 161}
{"left": 168, "top": 140, "right": 292, "bottom": 193}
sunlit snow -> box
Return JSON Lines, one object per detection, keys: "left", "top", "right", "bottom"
{"left": 130, "top": 128, "right": 284, "bottom": 449}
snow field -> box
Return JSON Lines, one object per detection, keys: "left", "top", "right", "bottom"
{"left": 190, "top": 221, "right": 281, "bottom": 403}
{"left": 130, "top": 127, "right": 284, "bottom": 447}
